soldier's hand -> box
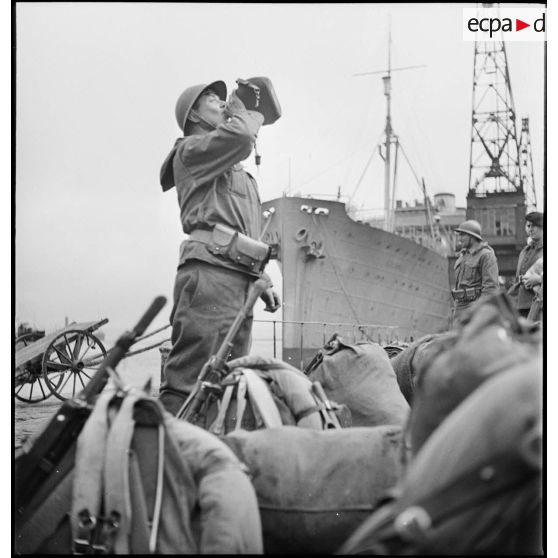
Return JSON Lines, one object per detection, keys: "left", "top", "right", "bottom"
{"left": 225, "top": 89, "right": 246, "bottom": 116}
{"left": 522, "top": 276, "right": 541, "bottom": 290}
{"left": 261, "top": 288, "right": 281, "bottom": 313}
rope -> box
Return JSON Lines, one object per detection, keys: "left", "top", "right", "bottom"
{"left": 398, "top": 141, "right": 423, "bottom": 193}
{"left": 312, "top": 214, "right": 374, "bottom": 343}
{"left": 87, "top": 336, "right": 171, "bottom": 366}
{"left": 348, "top": 129, "right": 385, "bottom": 204}
{"left": 125, "top": 338, "right": 171, "bottom": 358}
{"left": 135, "top": 324, "right": 170, "bottom": 343}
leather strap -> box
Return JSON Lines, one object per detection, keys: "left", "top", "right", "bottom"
{"left": 104, "top": 392, "right": 144, "bottom": 554}
{"left": 209, "top": 384, "right": 235, "bottom": 435}
{"left": 241, "top": 368, "right": 283, "bottom": 428}
{"left": 188, "top": 229, "right": 213, "bottom": 244}
{"left": 234, "top": 375, "right": 248, "bottom": 430}
{"left": 71, "top": 390, "right": 114, "bottom": 553}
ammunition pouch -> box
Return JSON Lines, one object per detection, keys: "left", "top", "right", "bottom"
{"left": 451, "top": 287, "right": 482, "bottom": 304}
{"left": 191, "top": 224, "right": 270, "bottom": 274}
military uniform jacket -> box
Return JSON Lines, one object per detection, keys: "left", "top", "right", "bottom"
{"left": 512, "top": 239, "right": 543, "bottom": 310}
{"left": 160, "top": 95, "right": 265, "bottom": 275}
{"left": 454, "top": 242, "right": 499, "bottom": 305}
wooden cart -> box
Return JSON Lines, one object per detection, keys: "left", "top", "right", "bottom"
{"left": 15, "top": 319, "right": 108, "bottom": 403}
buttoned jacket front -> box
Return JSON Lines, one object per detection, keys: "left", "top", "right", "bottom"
{"left": 454, "top": 242, "right": 499, "bottom": 305}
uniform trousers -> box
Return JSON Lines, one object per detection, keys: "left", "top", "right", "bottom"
{"left": 159, "top": 260, "right": 254, "bottom": 415}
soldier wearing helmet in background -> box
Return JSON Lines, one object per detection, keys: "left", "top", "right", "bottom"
{"left": 508, "top": 211, "right": 544, "bottom": 319}
{"left": 158, "top": 80, "right": 280, "bottom": 415}
{"left": 451, "top": 220, "right": 499, "bottom": 328}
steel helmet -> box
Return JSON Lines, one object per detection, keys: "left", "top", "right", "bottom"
{"left": 455, "top": 220, "right": 483, "bottom": 241}
{"left": 174, "top": 80, "right": 227, "bottom": 133}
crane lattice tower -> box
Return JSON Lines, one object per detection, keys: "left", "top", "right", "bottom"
{"left": 468, "top": 38, "right": 522, "bottom": 195}
{"left": 519, "top": 117, "right": 537, "bottom": 212}
{"left": 466, "top": 10, "right": 530, "bottom": 281}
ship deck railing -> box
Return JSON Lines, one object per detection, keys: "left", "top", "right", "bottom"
{"left": 252, "top": 318, "right": 408, "bottom": 364}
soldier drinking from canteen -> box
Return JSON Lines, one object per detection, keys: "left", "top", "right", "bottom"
{"left": 451, "top": 219, "right": 500, "bottom": 328}
{"left": 158, "top": 79, "right": 280, "bottom": 415}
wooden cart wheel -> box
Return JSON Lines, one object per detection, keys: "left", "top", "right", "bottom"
{"left": 42, "top": 330, "right": 107, "bottom": 401}
{"left": 15, "top": 331, "right": 44, "bottom": 350}
{"left": 14, "top": 333, "right": 54, "bottom": 403}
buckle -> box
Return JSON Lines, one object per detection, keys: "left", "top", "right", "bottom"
{"left": 74, "top": 508, "right": 97, "bottom": 554}
{"left": 91, "top": 511, "right": 121, "bottom": 554}
{"left": 394, "top": 506, "right": 432, "bottom": 543}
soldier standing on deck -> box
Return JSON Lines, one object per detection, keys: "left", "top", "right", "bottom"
{"left": 451, "top": 220, "right": 500, "bottom": 328}
{"left": 158, "top": 80, "right": 280, "bottom": 415}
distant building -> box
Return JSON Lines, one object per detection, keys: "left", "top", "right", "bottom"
{"left": 466, "top": 189, "right": 527, "bottom": 280}
{"left": 393, "top": 192, "right": 466, "bottom": 255}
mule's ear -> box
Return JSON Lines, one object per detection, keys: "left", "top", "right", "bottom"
{"left": 142, "top": 378, "right": 152, "bottom": 395}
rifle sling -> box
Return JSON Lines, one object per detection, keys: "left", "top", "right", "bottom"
{"left": 234, "top": 375, "right": 248, "bottom": 431}
{"left": 209, "top": 384, "right": 235, "bottom": 435}
{"left": 241, "top": 368, "right": 282, "bottom": 428}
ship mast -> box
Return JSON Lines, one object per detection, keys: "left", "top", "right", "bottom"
{"left": 383, "top": 29, "right": 393, "bottom": 232}
{"left": 354, "top": 25, "right": 425, "bottom": 232}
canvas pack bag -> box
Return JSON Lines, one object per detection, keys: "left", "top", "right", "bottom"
{"left": 307, "top": 337, "right": 409, "bottom": 427}
{"left": 223, "top": 424, "right": 405, "bottom": 554}
{"left": 389, "top": 332, "right": 458, "bottom": 405}
{"left": 407, "top": 293, "right": 542, "bottom": 455}
{"left": 339, "top": 360, "right": 542, "bottom": 555}
{"left": 18, "top": 386, "right": 263, "bottom": 554}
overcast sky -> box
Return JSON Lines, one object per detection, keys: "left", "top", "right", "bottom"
{"left": 14, "top": 2, "right": 548, "bottom": 334}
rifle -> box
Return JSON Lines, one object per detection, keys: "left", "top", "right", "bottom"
{"left": 176, "top": 277, "right": 268, "bottom": 422}
{"left": 15, "top": 296, "right": 167, "bottom": 528}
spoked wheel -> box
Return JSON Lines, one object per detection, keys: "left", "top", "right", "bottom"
{"left": 15, "top": 365, "right": 54, "bottom": 403}
{"left": 15, "top": 332, "right": 44, "bottom": 350}
{"left": 42, "top": 330, "right": 107, "bottom": 401}
{"left": 15, "top": 332, "right": 52, "bottom": 403}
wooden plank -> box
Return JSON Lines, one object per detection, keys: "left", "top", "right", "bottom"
{"left": 15, "top": 319, "right": 108, "bottom": 370}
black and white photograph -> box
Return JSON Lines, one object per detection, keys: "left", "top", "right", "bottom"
{"left": 13, "top": 2, "right": 550, "bottom": 554}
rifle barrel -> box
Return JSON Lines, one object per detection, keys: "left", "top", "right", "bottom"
{"left": 80, "top": 296, "right": 167, "bottom": 403}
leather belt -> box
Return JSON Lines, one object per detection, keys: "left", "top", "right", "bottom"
{"left": 188, "top": 229, "right": 214, "bottom": 243}
{"left": 186, "top": 225, "right": 270, "bottom": 274}
{"left": 451, "top": 287, "right": 482, "bottom": 302}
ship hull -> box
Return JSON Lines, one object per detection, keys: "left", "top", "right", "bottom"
{"left": 262, "top": 196, "right": 453, "bottom": 368}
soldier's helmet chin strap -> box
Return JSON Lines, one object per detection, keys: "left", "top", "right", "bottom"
{"left": 188, "top": 110, "right": 218, "bottom": 132}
